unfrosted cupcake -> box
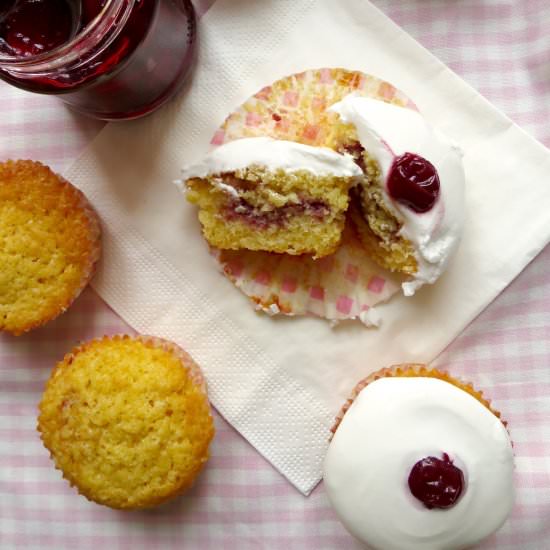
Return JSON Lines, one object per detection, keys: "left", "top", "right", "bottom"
{"left": 0, "top": 160, "right": 101, "bottom": 335}
{"left": 38, "top": 335, "right": 215, "bottom": 509}
{"left": 324, "top": 364, "right": 514, "bottom": 550}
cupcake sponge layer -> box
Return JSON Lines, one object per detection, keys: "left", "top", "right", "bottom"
{"left": 0, "top": 160, "right": 101, "bottom": 335}
{"left": 38, "top": 335, "right": 215, "bottom": 509}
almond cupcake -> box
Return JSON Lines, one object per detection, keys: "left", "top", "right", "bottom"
{"left": 38, "top": 335, "right": 215, "bottom": 509}
{"left": 324, "top": 364, "right": 514, "bottom": 550}
{"left": 0, "top": 160, "right": 101, "bottom": 335}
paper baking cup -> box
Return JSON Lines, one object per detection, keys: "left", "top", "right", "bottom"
{"left": 210, "top": 68, "right": 415, "bottom": 324}
{"left": 330, "top": 363, "right": 507, "bottom": 438}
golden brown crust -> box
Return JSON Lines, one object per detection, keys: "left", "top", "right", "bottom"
{"left": 37, "top": 334, "right": 215, "bottom": 509}
{"left": 330, "top": 363, "right": 505, "bottom": 438}
{"left": 0, "top": 160, "right": 101, "bottom": 335}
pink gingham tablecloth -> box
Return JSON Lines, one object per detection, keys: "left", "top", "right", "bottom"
{"left": 2, "top": 1, "right": 550, "bottom": 548}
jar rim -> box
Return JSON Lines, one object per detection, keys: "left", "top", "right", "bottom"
{"left": 0, "top": 0, "right": 135, "bottom": 70}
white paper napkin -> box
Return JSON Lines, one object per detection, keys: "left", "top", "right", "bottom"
{"left": 65, "top": 0, "right": 550, "bottom": 495}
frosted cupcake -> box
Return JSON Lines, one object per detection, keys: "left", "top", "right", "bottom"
{"left": 324, "top": 365, "right": 514, "bottom": 550}
{"left": 179, "top": 137, "right": 362, "bottom": 258}
{"left": 330, "top": 94, "right": 465, "bottom": 296}
{"left": 38, "top": 335, "right": 215, "bottom": 509}
{"left": 176, "top": 69, "right": 466, "bottom": 325}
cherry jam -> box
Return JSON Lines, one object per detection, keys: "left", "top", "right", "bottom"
{"left": 387, "top": 152, "right": 440, "bottom": 213}
{"left": 0, "top": 0, "right": 197, "bottom": 119}
{"left": 408, "top": 453, "right": 464, "bottom": 509}
{"left": 0, "top": 0, "right": 79, "bottom": 57}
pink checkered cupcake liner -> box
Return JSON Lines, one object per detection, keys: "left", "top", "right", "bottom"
{"left": 211, "top": 68, "right": 414, "bottom": 324}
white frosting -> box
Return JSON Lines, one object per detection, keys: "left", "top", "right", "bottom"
{"left": 329, "top": 95, "right": 465, "bottom": 296}
{"left": 177, "top": 137, "right": 363, "bottom": 187}
{"left": 324, "top": 377, "right": 514, "bottom": 550}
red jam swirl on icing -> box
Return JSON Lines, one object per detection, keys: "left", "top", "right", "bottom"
{"left": 408, "top": 453, "right": 464, "bottom": 509}
{"left": 388, "top": 152, "right": 440, "bottom": 213}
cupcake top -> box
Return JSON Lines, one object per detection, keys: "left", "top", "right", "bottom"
{"left": 38, "top": 335, "right": 214, "bottom": 509}
{"left": 178, "top": 136, "right": 363, "bottom": 183}
{"left": 330, "top": 95, "right": 465, "bottom": 296}
{"left": 323, "top": 376, "right": 514, "bottom": 550}
{"left": 0, "top": 160, "right": 101, "bottom": 335}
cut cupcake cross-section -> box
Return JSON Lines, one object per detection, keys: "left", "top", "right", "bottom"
{"left": 329, "top": 94, "right": 466, "bottom": 296}
{"left": 177, "top": 137, "right": 362, "bottom": 258}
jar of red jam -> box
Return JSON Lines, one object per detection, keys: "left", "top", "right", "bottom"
{"left": 0, "top": 0, "right": 197, "bottom": 119}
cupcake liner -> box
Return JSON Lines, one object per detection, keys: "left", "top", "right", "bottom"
{"left": 209, "top": 68, "right": 414, "bottom": 324}
{"left": 330, "top": 363, "right": 507, "bottom": 438}
{"left": 217, "top": 223, "right": 402, "bottom": 323}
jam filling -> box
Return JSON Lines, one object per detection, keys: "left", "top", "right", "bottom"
{"left": 408, "top": 453, "right": 464, "bottom": 509}
{"left": 387, "top": 152, "right": 440, "bottom": 213}
{"left": 223, "top": 197, "right": 330, "bottom": 229}
{"left": 342, "top": 142, "right": 367, "bottom": 173}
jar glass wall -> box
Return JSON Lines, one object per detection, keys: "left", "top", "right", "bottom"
{"left": 0, "top": 0, "right": 197, "bottom": 120}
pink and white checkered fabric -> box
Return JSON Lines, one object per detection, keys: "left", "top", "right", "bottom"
{"left": 1, "top": 0, "right": 550, "bottom": 548}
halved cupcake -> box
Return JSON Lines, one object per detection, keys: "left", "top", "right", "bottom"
{"left": 324, "top": 364, "right": 514, "bottom": 550}
{"left": 330, "top": 95, "right": 466, "bottom": 295}
{"left": 178, "top": 137, "right": 362, "bottom": 258}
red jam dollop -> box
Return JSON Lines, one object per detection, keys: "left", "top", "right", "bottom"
{"left": 408, "top": 453, "right": 464, "bottom": 509}
{"left": 387, "top": 152, "right": 440, "bottom": 213}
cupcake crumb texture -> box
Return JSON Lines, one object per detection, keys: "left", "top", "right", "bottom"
{"left": 0, "top": 160, "right": 101, "bottom": 335}
{"left": 38, "top": 335, "right": 214, "bottom": 509}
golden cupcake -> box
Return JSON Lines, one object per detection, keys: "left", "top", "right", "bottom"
{"left": 38, "top": 335, "right": 215, "bottom": 509}
{"left": 0, "top": 160, "right": 101, "bottom": 335}
{"left": 324, "top": 364, "right": 514, "bottom": 550}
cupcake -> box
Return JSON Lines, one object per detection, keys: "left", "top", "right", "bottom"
{"left": 329, "top": 95, "right": 465, "bottom": 296}
{"left": 177, "top": 68, "right": 466, "bottom": 325}
{"left": 0, "top": 160, "right": 101, "bottom": 335}
{"left": 324, "top": 364, "right": 514, "bottom": 550}
{"left": 37, "top": 335, "right": 215, "bottom": 509}
{"left": 179, "top": 137, "right": 362, "bottom": 258}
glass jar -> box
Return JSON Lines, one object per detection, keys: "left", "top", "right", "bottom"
{"left": 0, "top": 0, "right": 197, "bottom": 120}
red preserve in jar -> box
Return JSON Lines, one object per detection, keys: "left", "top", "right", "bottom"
{"left": 0, "top": 0, "right": 197, "bottom": 119}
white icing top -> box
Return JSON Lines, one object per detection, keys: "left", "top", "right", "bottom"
{"left": 329, "top": 95, "right": 466, "bottom": 296}
{"left": 177, "top": 137, "right": 363, "bottom": 185}
{"left": 324, "top": 377, "right": 514, "bottom": 550}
